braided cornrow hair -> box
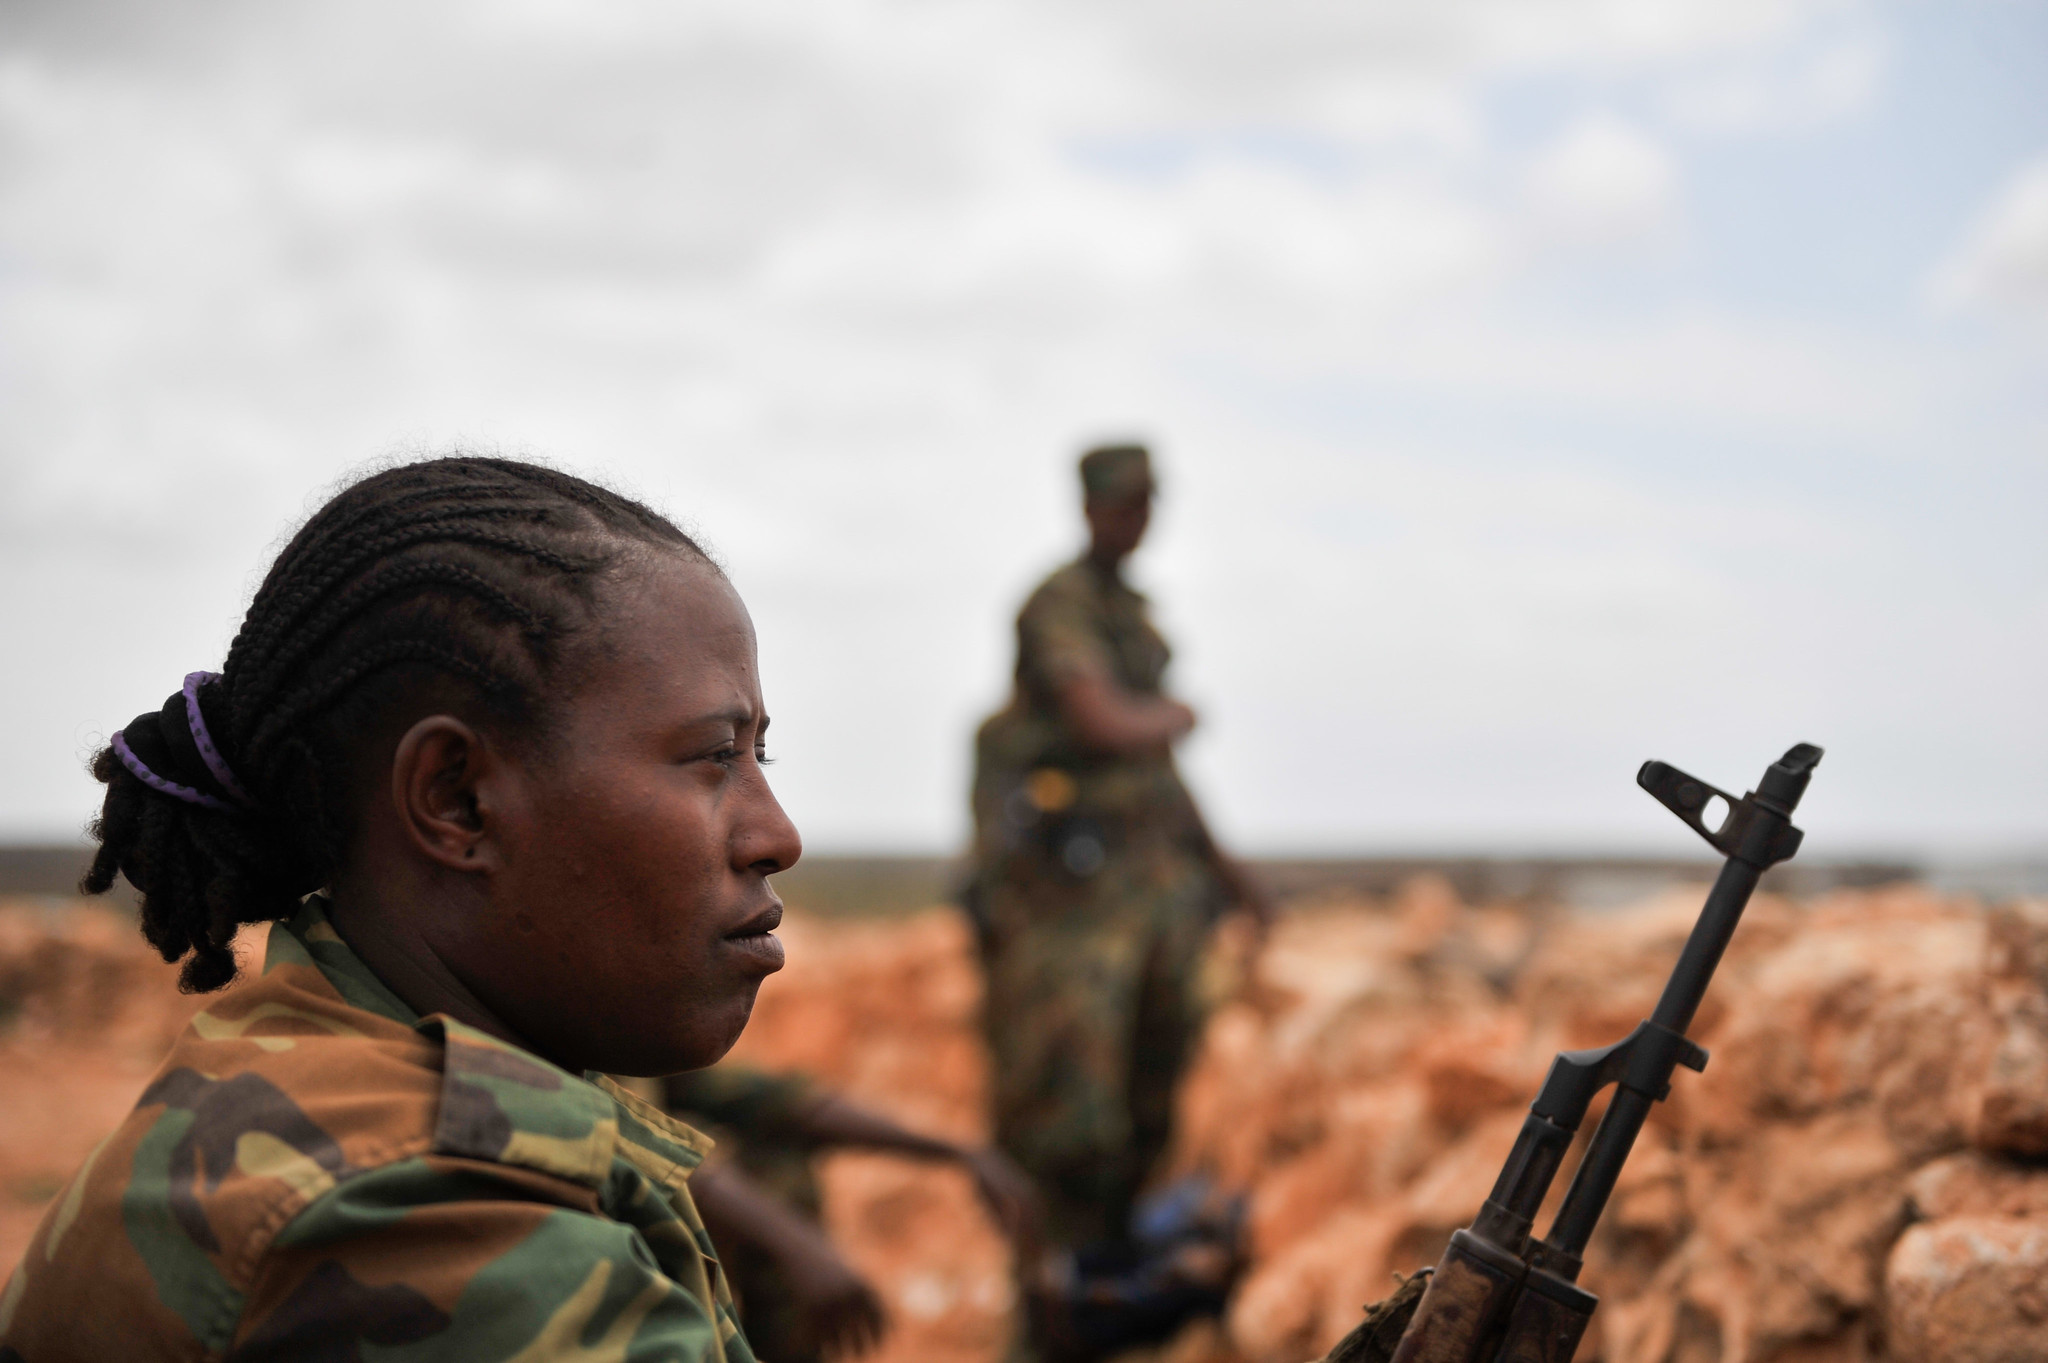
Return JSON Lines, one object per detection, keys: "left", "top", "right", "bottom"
{"left": 82, "top": 455, "right": 708, "bottom": 992}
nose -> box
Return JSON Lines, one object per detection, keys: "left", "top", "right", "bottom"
{"left": 735, "top": 768, "right": 802, "bottom": 876}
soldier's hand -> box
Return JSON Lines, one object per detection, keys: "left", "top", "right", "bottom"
{"left": 784, "top": 1238, "right": 889, "bottom": 1359}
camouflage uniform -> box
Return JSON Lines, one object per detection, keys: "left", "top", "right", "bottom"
{"left": 0, "top": 897, "right": 752, "bottom": 1363}
{"left": 966, "top": 554, "right": 1224, "bottom": 1248}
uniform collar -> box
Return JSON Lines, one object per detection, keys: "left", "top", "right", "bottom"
{"left": 267, "top": 895, "right": 422, "bottom": 1026}
{"left": 268, "top": 896, "right": 714, "bottom": 1192}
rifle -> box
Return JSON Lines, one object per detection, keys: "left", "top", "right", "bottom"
{"left": 1377, "top": 743, "right": 1824, "bottom": 1363}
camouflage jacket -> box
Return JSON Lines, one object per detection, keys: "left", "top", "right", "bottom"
{"left": 972, "top": 558, "right": 1203, "bottom": 868}
{"left": 0, "top": 898, "right": 753, "bottom": 1363}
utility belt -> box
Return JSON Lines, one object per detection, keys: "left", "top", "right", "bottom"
{"left": 997, "top": 766, "right": 1175, "bottom": 882}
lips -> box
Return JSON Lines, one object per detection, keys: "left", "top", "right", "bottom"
{"left": 722, "top": 900, "right": 786, "bottom": 973}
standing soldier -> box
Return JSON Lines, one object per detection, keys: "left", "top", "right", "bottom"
{"left": 965, "top": 442, "right": 1269, "bottom": 1256}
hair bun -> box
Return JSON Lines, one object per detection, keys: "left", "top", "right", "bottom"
{"left": 116, "top": 683, "right": 247, "bottom": 812}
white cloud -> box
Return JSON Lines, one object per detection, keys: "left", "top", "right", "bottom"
{"left": 1929, "top": 154, "right": 2048, "bottom": 316}
{"left": 1524, "top": 113, "right": 1680, "bottom": 245}
{"left": 1664, "top": 29, "right": 1887, "bottom": 133}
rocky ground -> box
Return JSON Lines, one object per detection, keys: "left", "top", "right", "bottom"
{"left": 4, "top": 881, "right": 2046, "bottom": 1363}
{"left": 1177, "top": 879, "right": 2048, "bottom": 1363}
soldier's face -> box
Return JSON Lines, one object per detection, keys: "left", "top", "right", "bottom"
{"left": 1086, "top": 492, "right": 1152, "bottom": 560}
{"left": 467, "top": 552, "right": 802, "bottom": 1076}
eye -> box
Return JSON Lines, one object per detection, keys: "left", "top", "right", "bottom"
{"left": 756, "top": 746, "right": 775, "bottom": 766}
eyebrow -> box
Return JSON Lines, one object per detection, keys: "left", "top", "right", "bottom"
{"left": 670, "top": 705, "right": 767, "bottom": 735}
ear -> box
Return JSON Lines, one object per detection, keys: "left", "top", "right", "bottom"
{"left": 390, "top": 715, "right": 505, "bottom": 872}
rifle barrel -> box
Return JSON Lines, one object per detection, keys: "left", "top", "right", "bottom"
{"left": 1649, "top": 856, "right": 1763, "bottom": 1037}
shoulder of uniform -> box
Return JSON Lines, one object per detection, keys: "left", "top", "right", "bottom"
{"left": 418, "top": 1015, "right": 619, "bottom": 1189}
{"left": 155, "top": 962, "right": 445, "bottom": 1169}
{"left": 1020, "top": 561, "right": 1102, "bottom": 617}
{"left": 115, "top": 996, "right": 636, "bottom": 1252}
{"left": 1042, "top": 559, "right": 1096, "bottom": 594}
{"left": 4, "top": 969, "right": 449, "bottom": 1350}
{"left": 183, "top": 962, "right": 643, "bottom": 1196}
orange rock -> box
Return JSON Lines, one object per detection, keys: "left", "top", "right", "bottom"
{"left": 1413, "top": 1017, "right": 1538, "bottom": 1132}
{"left": 1400, "top": 1110, "right": 1524, "bottom": 1237}
{"left": 1886, "top": 1216, "right": 2048, "bottom": 1362}
{"left": 1905, "top": 1151, "right": 2048, "bottom": 1223}
{"left": 1974, "top": 900, "right": 2048, "bottom": 1156}
{"left": 0, "top": 901, "right": 271, "bottom": 1271}
{"left": 1390, "top": 875, "right": 1461, "bottom": 960}
{"left": 1230, "top": 1207, "right": 1398, "bottom": 1363}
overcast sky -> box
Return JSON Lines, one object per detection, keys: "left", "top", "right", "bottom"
{"left": 2, "top": 0, "right": 2043, "bottom": 858}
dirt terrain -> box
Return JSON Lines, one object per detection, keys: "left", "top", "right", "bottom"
{"left": 5, "top": 882, "right": 2047, "bottom": 1363}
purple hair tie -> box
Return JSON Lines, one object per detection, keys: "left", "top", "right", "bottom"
{"left": 110, "top": 732, "right": 234, "bottom": 812}
{"left": 109, "top": 671, "right": 250, "bottom": 813}
{"left": 182, "top": 671, "right": 251, "bottom": 804}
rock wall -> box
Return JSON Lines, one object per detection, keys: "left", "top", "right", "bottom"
{"left": 1176, "top": 881, "right": 2048, "bottom": 1363}
{"left": 0, "top": 898, "right": 257, "bottom": 1266}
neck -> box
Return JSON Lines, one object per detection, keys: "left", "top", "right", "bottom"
{"left": 1086, "top": 542, "right": 1126, "bottom": 575}
{"left": 324, "top": 871, "right": 548, "bottom": 1064}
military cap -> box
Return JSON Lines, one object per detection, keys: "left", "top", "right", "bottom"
{"left": 1079, "top": 443, "right": 1156, "bottom": 502}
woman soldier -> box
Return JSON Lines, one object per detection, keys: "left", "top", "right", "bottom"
{"left": 0, "top": 457, "right": 801, "bottom": 1361}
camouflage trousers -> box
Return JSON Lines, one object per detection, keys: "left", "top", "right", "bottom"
{"left": 972, "top": 841, "right": 1218, "bottom": 1248}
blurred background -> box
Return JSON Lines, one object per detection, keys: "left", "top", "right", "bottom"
{"left": 2, "top": 0, "right": 2043, "bottom": 870}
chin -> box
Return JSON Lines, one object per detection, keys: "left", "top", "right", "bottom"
{"left": 702, "top": 991, "right": 760, "bottom": 1061}
{"left": 637, "top": 992, "right": 761, "bottom": 1077}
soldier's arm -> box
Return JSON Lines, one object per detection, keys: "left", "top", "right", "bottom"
{"left": 691, "top": 1163, "right": 889, "bottom": 1359}
{"left": 1031, "top": 579, "right": 1266, "bottom": 908}
{"left": 227, "top": 1158, "right": 735, "bottom": 1363}
{"left": 790, "top": 1094, "right": 1042, "bottom": 1248}
{"left": 664, "top": 1066, "right": 1041, "bottom": 1249}
{"left": 1056, "top": 668, "right": 1196, "bottom": 754}
{"left": 1021, "top": 576, "right": 1193, "bottom": 755}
